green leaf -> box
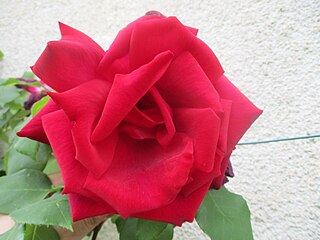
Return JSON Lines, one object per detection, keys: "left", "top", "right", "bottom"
{"left": 10, "top": 193, "right": 73, "bottom": 231}
{"left": 11, "top": 91, "right": 28, "bottom": 105}
{"left": 136, "top": 219, "right": 168, "bottom": 240}
{"left": 157, "top": 224, "right": 174, "bottom": 240}
{"left": 0, "top": 129, "right": 9, "bottom": 144}
{"left": 31, "top": 96, "right": 49, "bottom": 117}
{"left": 24, "top": 224, "right": 59, "bottom": 240}
{"left": 0, "top": 169, "right": 52, "bottom": 214}
{"left": 26, "top": 82, "right": 42, "bottom": 87}
{"left": 0, "top": 224, "right": 24, "bottom": 240}
{"left": 22, "top": 71, "right": 35, "bottom": 80}
{"left": 34, "top": 143, "right": 52, "bottom": 163}
{"left": 0, "top": 107, "right": 9, "bottom": 118}
{"left": 3, "top": 152, "right": 8, "bottom": 172}
{"left": 0, "top": 87, "right": 20, "bottom": 105}
{"left": 196, "top": 187, "right": 254, "bottom": 240}
{"left": 10, "top": 103, "right": 21, "bottom": 111}
{"left": 0, "top": 78, "right": 20, "bottom": 87}
{"left": 6, "top": 145, "right": 49, "bottom": 175}
{"left": 43, "top": 155, "right": 60, "bottom": 175}
{"left": 0, "top": 159, "right": 4, "bottom": 174}
{"left": 6, "top": 135, "right": 51, "bottom": 175}
{"left": 114, "top": 217, "right": 173, "bottom": 240}
{"left": 0, "top": 51, "right": 3, "bottom": 61}
{"left": 117, "top": 218, "right": 138, "bottom": 240}
{"left": 14, "top": 138, "right": 40, "bottom": 160}
{"left": 111, "top": 215, "right": 121, "bottom": 224}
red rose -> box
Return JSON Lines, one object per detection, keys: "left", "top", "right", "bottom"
{"left": 18, "top": 12, "right": 262, "bottom": 225}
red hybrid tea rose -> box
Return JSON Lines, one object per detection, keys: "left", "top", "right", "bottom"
{"left": 18, "top": 12, "right": 262, "bottom": 225}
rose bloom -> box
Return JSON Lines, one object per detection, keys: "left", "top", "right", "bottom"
{"left": 18, "top": 12, "right": 262, "bottom": 225}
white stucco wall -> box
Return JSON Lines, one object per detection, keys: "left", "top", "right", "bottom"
{"left": 1, "top": 0, "right": 319, "bottom": 239}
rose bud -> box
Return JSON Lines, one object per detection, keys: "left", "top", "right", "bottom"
{"left": 16, "top": 80, "right": 46, "bottom": 110}
{"left": 220, "top": 160, "right": 235, "bottom": 185}
{"left": 23, "top": 90, "right": 46, "bottom": 110}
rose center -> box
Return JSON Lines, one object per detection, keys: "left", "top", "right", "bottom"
{"left": 120, "top": 88, "right": 175, "bottom": 146}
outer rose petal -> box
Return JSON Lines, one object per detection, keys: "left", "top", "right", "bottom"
{"left": 41, "top": 110, "right": 90, "bottom": 197}
{"left": 58, "top": 22, "right": 103, "bottom": 51}
{"left": 133, "top": 181, "right": 212, "bottom": 226}
{"left": 17, "top": 99, "right": 60, "bottom": 144}
{"left": 182, "top": 100, "right": 231, "bottom": 195}
{"left": 98, "top": 14, "right": 164, "bottom": 79}
{"left": 71, "top": 180, "right": 211, "bottom": 226}
{"left": 84, "top": 133, "right": 194, "bottom": 218}
{"left": 32, "top": 23, "right": 104, "bottom": 92}
{"left": 211, "top": 75, "right": 263, "bottom": 188}
{"left": 99, "top": 14, "right": 219, "bottom": 81}
{"left": 47, "top": 79, "right": 111, "bottom": 121}
{"left": 41, "top": 105, "right": 117, "bottom": 222}
{"left": 68, "top": 194, "right": 116, "bottom": 221}
{"left": 129, "top": 16, "right": 223, "bottom": 82}
{"left": 215, "top": 75, "right": 263, "bottom": 154}
{"left": 47, "top": 80, "right": 117, "bottom": 176}
{"left": 212, "top": 99, "right": 232, "bottom": 177}
{"left": 186, "top": 26, "right": 198, "bottom": 35}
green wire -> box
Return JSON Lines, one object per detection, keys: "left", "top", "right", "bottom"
{"left": 237, "top": 134, "right": 320, "bottom": 145}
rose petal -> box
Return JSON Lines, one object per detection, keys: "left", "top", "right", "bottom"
{"left": 72, "top": 121, "right": 119, "bottom": 177}
{"left": 186, "top": 26, "right": 198, "bottom": 35}
{"left": 92, "top": 51, "right": 174, "bottom": 142}
{"left": 32, "top": 23, "right": 104, "bottom": 92}
{"left": 68, "top": 194, "right": 116, "bottom": 221}
{"left": 120, "top": 123, "right": 156, "bottom": 140}
{"left": 211, "top": 99, "right": 232, "bottom": 177}
{"left": 129, "top": 16, "right": 223, "bottom": 82}
{"left": 189, "top": 36, "right": 224, "bottom": 84}
{"left": 47, "top": 79, "right": 111, "bottom": 121}
{"left": 98, "top": 14, "right": 165, "bottom": 79}
{"left": 158, "top": 51, "right": 222, "bottom": 111}
{"left": 215, "top": 75, "right": 263, "bottom": 154}
{"left": 133, "top": 181, "right": 211, "bottom": 226}
{"left": 47, "top": 80, "right": 117, "bottom": 177}
{"left": 190, "top": 99, "right": 232, "bottom": 191}
{"left": 99, "top": 14, "right": 198, "bottom": 80}
{"left": 41, "top": 110, "right": 89, "bottom": 196}
{"left": 182, "top": 149, "right": 225, "bottom": 197}
{"left": 84, "top": 133, "right": 194, "bottom": 218}
{"left": 149, "top": 87, "right": 175, "bottom": 146}
{"left": 211, "top": 153, "right": 233, "bottom": 189}
{"left": 58, "top": 22, "right": 103, "bottom": 51}
{"left": 129, "top": 17, "right": 189, "bottom": 69}
{"left": 173, "top": 107, "right": 223, "bottom": 197}
{"left": 124, "top": 107, "right": 164, "bottom": 128}
{"left": 173, "top": 108, "right": 221, "bottom": 172}
{"left": 17, "top": 99, "right": 60, "bottom": 144}
{"left": 211, "top": 75, "right": 263, "bottom": 188}
{"left": 177, "top": 100, "right": 231, "bottom": 196}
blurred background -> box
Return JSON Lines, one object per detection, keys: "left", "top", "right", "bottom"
{"left": 0, "top": 0, "right": 319, "bottom": 239}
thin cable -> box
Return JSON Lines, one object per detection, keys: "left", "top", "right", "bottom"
{"left": 237, "top": 134, "right": 320, "bottom": 145}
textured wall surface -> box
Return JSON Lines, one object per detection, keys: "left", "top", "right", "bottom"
{"left": 1, "top": 0, "right": 319, "bottom": 239}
